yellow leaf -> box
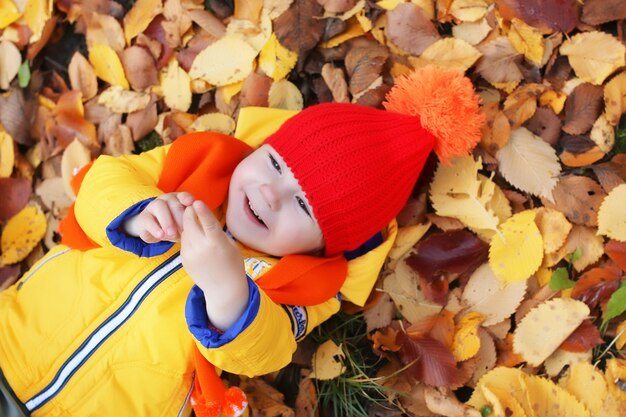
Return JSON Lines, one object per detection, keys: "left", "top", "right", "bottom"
{"left": 513, "top": 298, "right": 589, "bottom": 366}
{"left": 259, "top": 33, "right": 298, "bottom": 82}
{"left": 414, "top": 37, "right": 481, "bottom": 73}
{"left": 598, "top": 183, "right": 626, "bottom": 242}
{"left": 97, "top": 85, "right": 151, "bottom": 114}
{"left": 507, "top": 18, "right": 544, "bottom": 65}
{"left": 605, "top": 359, "right": 626, "bottom": 402}
{"left": 22, "top": 0, "right": 52, "bottom": 43}
{"left": 219, "top": 81, "right": 244, "bottom": 105}
{"left": 320, "top": 17, "right": 365, "bottom": 48}
{"left": 61, "top": 139, "right": 91, "bottom": 199}
{"left": 161, "top": 58, "right": 191, "bottom": 112}
{"left": 123, "top": 0, "right": 163, "bottom": 45}
{"left": 616, "top": 320, "right": 626, "bottom": 350}
{"left": 430, "top": 156, "right": 501, "bottom": 237}
{"left": 0, "top": 0, "right": 21, "bottom": 30}
{"left": 462, "top": 263, "right": 527, "bottom": 326}
{"left": 480, "top": 385, "right": 528, "bottom": 417}
{"left": 376, "top": 0, "right": 402, "bottom": 10}
{"left": 539, "top": 90, "right": 566, "bottom": 114}
{"left": 388, "top": 222, "right": 431, "bottom": 261}
{"left": 559, "top": 362, "right": 607, "bottom": 414}
{"left": 604, "top": 71, "right": 626, "bottom": 126}
{"left": 522, "top": 375, "right": 590, "bottom": 417}
{"left": 188, "top": 113, "right": 236, "bottom": 136}
{"left": 489, "top": 210, "right": 543, "bottom": 284}
{"left": 88, "top": 44, "right": 129, "bottom": 89}
{"left": 535, "top": 267, "right": 552, "bottom": 287}
{"left": 452, "top": 311, "right": 484, "bottom": 361}
{"left": 449, "top": 0, "right": 488, "bottom": 22}
{"left": 452, "top": 18, "right": 492, "bottom": 46}
{"left": 544, "top": 225, "right": 604, "bottom": 272}
{"left": 189, "top": 35, "right": 257, "bottom": 86}
{"left": 0, "top": 40, "right": 21, "bottom": 90}
{"left": 544, "top": 348, "right": 591, "bottom": 377}
{"left": 1, "top": 204, "right": 47, "bottom": 264}
{"left": 310, "top": 340, "right": 346, "bottom": 380}
{"left": 534, "top": 207, "right": 572, "bottom": 254}
{"left": 495, "top": 127, "right": 561, "bottom": 203}
{"left": 0, "top": 130, "right": 14, "bottom": 178}
{"left": 268, "top": 79, "right": 303, "bottom": 111}
{"left": 468, "top": 367, "right": 527, "bottom": 411}
{"left": 590, "top": 113, "right": 614, "bottom": 153}
{"left": 226, "top": 8, "right": 272, "bottom": 53}
{"left": 560, "top": 31, "right": 626, "bottom": 86}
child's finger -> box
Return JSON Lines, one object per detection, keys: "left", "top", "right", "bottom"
{"left": 176, "top": 192, "right": 195, "bottom": 207}
{"left": 139, "top": 214, "right": 164, "bottom": 242}
{"left": 150, "top": 201, "right": 178, "bottom": 238}
{"left": 191, "top": 200, "right": 221, "bottom": 237}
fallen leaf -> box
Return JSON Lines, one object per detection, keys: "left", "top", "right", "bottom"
{"left": 451, "top": 17, "right": 492, "bottom": 46}
{"left": 363, "top": 292, "right": 395, "bottom": 331}
{"left": 495, "top": 127, "right": 561, "bottom": 203}
{"left": 539, "top": 89, "right": 567, "bottom": 115}
{"left": 0, "top": 177, "right": 31, "bottom": 221}
{"left": 68, "top": 52, "right": 98, "bottom": 101}
{"left": 407, "top": 310, "right": 456, "bottom": 348}
{"left": 559, "top": 361, "right": 608, "bottom": 414}
{"left": 605, "top": 240, "right": 626, "bottom": 271}
{"left": 559, "top": 319, "right": 604, "bottom": 352}
{"left": 309, "top": 340, "right": 346, "bottom": 380}
{"left": 535, "top": 207, "right": 572, "bottom": 254}
{"left": 582, "top": 0, "right": 626, "bottom": 25}
{"left": 294, "top": 376, "right": 317, "bottom": 417}
{"left": 475, "top": 36, "right": 523, "bottom": 86}
{"left": 523, "top": 374, "right": 590, "bottom": 417}
{"left": 507, "top": 17, "right": 544, "bottom": 65}
{"left": 544, "top": 348, "right": 591, "bottom": 377}
{"left": 89, "top": 43, "right": 129, "bottom": 89}
{"left": 0, "top": 40, "right": 21, "bottom": 90}
{"left": 480, "top": 103, "right": 511, "bottom": 154}
{"left": 320, "top": 63, "right": 349, "bottom": 103}
{"left": 0, "top": 130, "right": 14, "bottom": 177}
{"left": 478, "top": 384, "right": 526, "bottom": 417}
{"left": 502, "top": 83, "right": 546, "bottom": 129}
{"left": 0, "top": 0, "right": 21, "bottom": 30}
{"left": 386, "top": 2, "right": 440, "bottom": 55}
{"left": 188, "top": 113, "right": 235, "bottom": 135}
{"left": 571, "top": 266, "right": 622, "bottom": 310}
{"left": 604, "top": 71, "right": 626, "bottom": 126}
{"left": 121, "top": 45, "right": 159, "bottom": 92}
{"left": 591, "top": 160, "right": 626, "bottom": 194}
{"left": 462, "top": 263, "right": 528, "bottom": 326}
{"left": 545, "top": 175, "right": 606, "bottom": 227}
{"left": 21, "top": 0, "right": 52, "bottom": 44}
{"left": 545, "top": 225, "right": 604, "bottom": 272}
{"left": 370, "top": 326, "right": 401, "bottom": 352}
{"left": 61, "top": 139, "right": 91, "bottom": 199}
{"left": 85, "top": 12, "right": 125, "bottom": 53}
{"left": 273, "top": 0, "right": 325, "bottom": 54}
{"left": 603, "top": 282, "right": 626, "bottom": 325}
{"left": 562, "top": 83, "right": 604, "bottom": 135}
{"left": 513, "top": 298, "right": 589, "bottom": 366}
{"left": 470, "top": 329, "right": 497, "bottom": 386}
{"left": 560, "top": 31, "right": 626, "bottom": 85}
{"left": 35, "top": 177, "right": 73, "bottom": 216}
{"left": 413, "top": 37, "right": 481, "bottom": 73}
{"left": 598, "top": 184, "right": 626, "bottom": 242}
{"left": 97, "top": 85, "right": 151, "bottom": 114}
{"left": 467, "top": 367, "right": 526, "bottom": 411}
{"left": 1, "top": 203, "right": 47, "bottom": 265}
{"left": 452, "top": 312, "right": 484, "bottom": 362}
{"left": 489, "top": 210, "right": 543, "bottom": 284}
{"left": 189, "top": 35, "right": 257, "bottom": 86}
{"left": 344, "top": 42, "right": 389, "bottom": 98}
{"left": 423, "top": 386, "right": 481, "bottom": 417}
{"left": 123, "top": 0, "right": 163, "bottom": 45}
{"left": 258, "top": 33, "right": 298, "bottom": 82}
{"left": 161, "top": 58, "right": 191, "bottom": 112}
{"left": 0, "top": 264, "right": 20, "bottom": 291}
{"left": 268, "top": 79, "right": 304, "bottom": 110}
{"left": 240, "top": 377, "right": 295, "bottom": 417}
{"left": 497, "top": 0, "right": 579, "bottom": 33}
{"left": 387, "top": 222, "right": 431, "bottom": 262}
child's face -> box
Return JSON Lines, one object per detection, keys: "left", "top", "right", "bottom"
{"left": 226, "top": 144, "right": 324, "bottom": 256}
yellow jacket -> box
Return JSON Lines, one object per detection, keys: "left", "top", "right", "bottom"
{"left": 0, "top": 108, "right": 396, "bottom": 416}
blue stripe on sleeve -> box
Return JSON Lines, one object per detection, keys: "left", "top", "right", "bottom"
{"left": 105, "top": 198, "right": 175, "bottom": 257}
{"left": 185, "top": 277, "right": 260, "bottom": 348}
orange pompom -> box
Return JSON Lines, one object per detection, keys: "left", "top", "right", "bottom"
{"left": 222, "top": 386, "right": 248, "bottom": 417}
{"left": 383, "top": 66, "right": 485, "bottom": 164}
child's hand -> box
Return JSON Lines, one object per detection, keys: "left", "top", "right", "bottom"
{"left": 123, "top": 192, "right": 195, "bottom": 243}
{"left": 180, "top": 200, "right": 245, "bottom": 292}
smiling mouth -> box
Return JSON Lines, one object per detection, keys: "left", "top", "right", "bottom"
{"left": 245, "top": 196, "right": 267, "bottom": 227}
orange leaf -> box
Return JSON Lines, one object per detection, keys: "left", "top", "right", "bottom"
{"left": 370, "top": 327, "right": 401, "bottom": 353}
{"left": 559, "top": 319, "right": 605, "bottom": 352}
{"left": 495, "top": 334, "right": 524, "bottom": 367}
{"left": 571, "top": 266, "right": 623, "bottom": 309}
{"left": 406, "top": 310, "right": 456, "bottom": 349}
{"left": 606, "top": 240, "right": 626, "bottom": 271}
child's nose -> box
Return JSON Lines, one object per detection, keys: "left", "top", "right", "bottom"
{"left": 259, "top": 184, "right": 281, "bottom": 211}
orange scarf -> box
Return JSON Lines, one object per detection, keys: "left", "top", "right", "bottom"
{"left": 60, "top": 132, "right": 347, "bottom": 416}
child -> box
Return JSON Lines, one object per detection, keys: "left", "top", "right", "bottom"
{"left": 0, "top": 67, "right": 483, "bottom": 417}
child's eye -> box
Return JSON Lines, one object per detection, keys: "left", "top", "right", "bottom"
{"left": 269, "top": 154, "right": 282, "bottom": 174}
{"left": 296, "top": 196, "right": 312, "bottom": 217}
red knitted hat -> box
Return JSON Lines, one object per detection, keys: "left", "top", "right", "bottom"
{"left": 265, "top": 66, "right": 485, "bottom": 256}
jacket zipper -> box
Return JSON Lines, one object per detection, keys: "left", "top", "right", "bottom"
{"left": 17, "top": 248, "right": 71, "bottom": 290}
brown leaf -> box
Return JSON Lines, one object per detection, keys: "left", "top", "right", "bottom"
{"left": 475, "top": 37, "right": 523, "bottom": 85}
{"left": 52, "top": 91, "right": 98, "bottom": 151}
{"left": 344, "top": 42, "right": 389, "bottom": 97}
{"left": 126, "top": 99, "right": 158, "bottom": 141}
{"left": 480, "top": 102, "right": 511, "bottom": 155}
{"left": 591, "top": 160, "right": 626, "bottom": 194}
{"left": 525, "top": 107, "right": 562, "bottom": 146}
{"left": 0, "top": 177, "right": 31, "bottom": 221}
{"left": 396, "top": 331, "right": 463, "bottom": 388}
{"left": 317, "top": 0, "right": 357, "bottom": 13}
{"left": 559, "top": 319, "right": 605, "bottom": 352}
{"left": 406, "top": 310, "right": 456, "bottom": 349}
{"left": 562, "top": 83, "right": 604, "bottom": 135}
{"left": 142, "top": 15, "right": 176, "bottom": 69}
{"left": 85, "top": 12, "right": 125, "bottom": 53}
{"left": 68, "top": 52, "right": 98, "bottom": 101}
{"left": 386, "top": 3, "right": 440, "bottom": 56}
{"left": 240, "top": 376, "right": 295, "bottom": 417}
{"left": 502, "top": 83, "right": 546, "bottom": 128}
{"left": 545, "top": 175, "right": 607, "bottom": 227}
{"left": 239, "top": 72, "right": 272, "bottom": 108}
{"left": 294, "top": 376, "right": 318, "bottom": 417}
{"left": 571, "top": 266, "right": 623, "bottom": 310}
{"left": 606, "top": 240, "right": 626, "bottom": 272}
{"left": 0, "top": 264, "right": 20, "bottom": 290}
{"left": 496, "top": 0, "right": 579, "bottom": 34}
{"left": 363, "top": 292, "right": 395, "bottom": 332}
{"left": 120, "top": 46, "right": 159, "bottom": 92}
{"left": 582, "top": 0, "right": 626, "bottom": 25}
{"left": 0, "top": 88, "right": 35, "bottom": 146}
{"left": 187, "top": 9, "right": 226, "bottom": 39}
{"left": 320, "top": 63, "right": 349, "bottom": 103}
{"left": 371, "top": 326, "right": 401, "bottom": 352}
{"left": 274, "top": 0, "right": 325, "bottom": 54}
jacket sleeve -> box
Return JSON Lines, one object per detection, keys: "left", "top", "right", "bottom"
{"left": 73, "top": 145, "right": 171, "bottom": 251}
{"left": 186, "top": 280, "right": 341, "bottom": 377}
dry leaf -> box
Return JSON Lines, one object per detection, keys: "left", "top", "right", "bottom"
{"left": 268, "top": 79, "right": 304, "bottom": 110}
{"left": 97, "top": 85, "right": 151, "bottom": 114}
{"left": 452, "top": 18, "right": 492, "bottom": 46}
{"left": 273, "top": 0, "right": 325, "bottom": 54}
{"left": 559, "top": 361, "right": 607, "bottom": 414}
{"left": 560, "top": 31, "right": 626, "bottom": 85}
{"left": 452, "top": 312, "right": 484, "bottom": 362}
{"left": 597, "top": 183, "right": 626, "bottom": 242}
{"left": 545, "top": 225, "right": 604, "bottom": 272}
{"left": 35, "top": 177, "right": 73, "bottom": 216}
{"left": 513, "top": 298, "right": 589, "bottom": 366}
{"left": 470, "top": 329, "right": 497, "bottom": 386}
{"left": 161, "top": 58, "right": 191, "bottom": 112}
{"left": 363, "top": 292, "right": 395, "bottom": 331}
{"left": 502, "top": 83, "right": 546, "bottom": 129}
{"left": 1, "top": 203, "right": 47, "bottom": 265}
{"left": 544, "top": 348, "right": 591, "bottom": 378}
{"left": 0, "top": 0, "right": 21, "bottom": 30}
{"left": 0, "top": 130, "right": 14, "bottom": 177}
{"left": 89, "top": 44, "right": 129, "bottom": 89}
{"left": 240, "top": 377, "right": 295, "bottom": 417}
{"left": 497, "top": 0, "right": 579, "bottom": 34}
{"left": 259, "top": 33, "right": 298, "bottom": 82}
{"left": 0, "top": 40, "right": 21, "bottom": 90}
{"left": 467, "top": 367, "right": 526, "bottom": 411}
{"left": 562, "top": 83, "right": 604, "bottom": 135}
{"left": 320, "top": 63, "right": 349, "bottom": 103}
{"left": 85, "top": 12, "right": 125, "bottom": 53}
{"left": 480, "top": 103, "right": 511, "bottom": 154}
{"left": 478, "top": 384, "right": 527, "bottom": 417}
{"left": 189, "top": 35, "right": 257, "bottom": 86}
{"left": 309, "top": 340, "right": 346, "bottom": 380}
{"left": 412, "top": 37, "right": 481, "bottom": 73}
{"left": 462, "top": 263, "right": 527, "bottom": 326}
{"left": 61, "top": 139, "right": 91, "bottom": 199}
{"left": 21, "top": 0, "right": 52, "bottom": 44}
{"left": 534, "top": 207, "right": 572, "bottom": 254}
{"left": 188, "top": 113, "right": 235, "bottom": 135}
{"left": 68, "top": 52, "right": 98, "bottom": 101}
{"left": 495, "top": 127, "right": 561, "bottom": 203}
{"left": 507, "top": 17, "right": 544, "bottom": 65}
{"left": 123, "top": 0, "right": 163, "bottom": 45}
{"left": 423, "top": 386, "right": 481, "bottom": 417}
{"left": 387, "top": 222, "right": 431, "bottom": 262}
{"left": 121, "top": 45, "right": 159, "bottom": 92}
{"left": 582, "top": 0, "right": 626, "bottom": 25}
{"left": 604, "top": 71, "right": 626, "bottom": 126}
{"left": 590, "top": 114, "right": 614, "bottom": 153}
{"left": 386, "top": 3, "right": 440, "bottom": 55}
{"left": 344, "top": 43, "right": 388, "bottom": 97}
{"left": 0, "top": 177, "right": 31, "bottom": 221}
{"left": 475, "top": 37, "right": 523, "bottom": 86}
{"left": 546, "top": 175, "right": 606, "bottom": 227}
{"left": 489, "top": 210, "right": 543, "bottom": 285}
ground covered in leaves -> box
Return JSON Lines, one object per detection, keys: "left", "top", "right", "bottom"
{"left": 1, "top": 0, "right": 626, "bottom": 416}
